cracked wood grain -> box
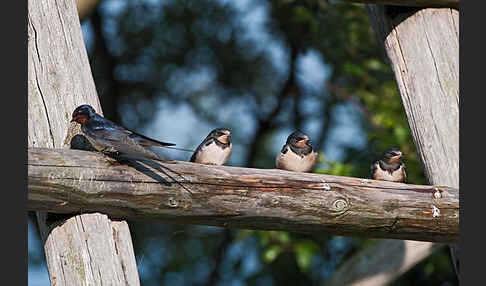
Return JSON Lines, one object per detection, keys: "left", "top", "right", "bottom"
{"left": 43, "top": 214, "right": 139, "bottom": 286}
{"left": 28, "top": 0, "right": 102, "bottom": 149}
{"left": 28, "top": 148, "right": 459, "bottom": 243}
{"left": 366, "top": 6, "right": 459, "bottom": 188}
{"left": 28, "top": 0, "right": 140, "bottom": 285}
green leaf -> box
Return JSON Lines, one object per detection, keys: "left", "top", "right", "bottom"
{"left": 295, "top": 240, "right": 319, "bottom": 272}
{"left": 236, "top": 229, "right": 254, "bottom": 241}
{"left": 275, "top": 231, "right": 291, "bottom": 244}
{"left": 263, "top": 245, "right": 282, "bottom": 263}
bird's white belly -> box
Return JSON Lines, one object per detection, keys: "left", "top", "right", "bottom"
{"left": 196, "top": 143, "right": 232, "bottom": 165}
{"left": 373, "top": 164, "right": 405, "bottom": 182}
{"left": 276, "top": 150, "right": 317, "bottom": 172}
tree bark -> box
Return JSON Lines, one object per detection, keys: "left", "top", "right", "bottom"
{"left": 28, "top": 0, "right": 140, "bottom": 284}
{"left": 28, "top": 147, "right": 459, "bottom": 243}
{"left": 327, "top": 6, "right": 460, "bottom": 285}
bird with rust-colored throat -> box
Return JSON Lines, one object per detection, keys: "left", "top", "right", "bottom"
{"left": 370, "top": 147, "right": 407, "bottom": 183}
{"left": 71, "top": 104, "right": 176, "bottom": 161}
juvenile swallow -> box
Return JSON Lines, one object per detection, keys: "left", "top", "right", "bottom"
{"left": 190, "top": 128, "right": 232, "bottom": 165}
{"left": 276, "top": 131, "right": 318, "bottom": 172}
{"left": 370, "top": 147, "right": 407, "bottom": 183}
{"left": 71, "top": 104, "right": 175, "bottom": 161}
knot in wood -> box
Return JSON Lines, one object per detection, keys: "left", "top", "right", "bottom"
{"left": 168, "top": 197, "right": 179, "bottom": 208}
{"left": 259, "top": 194, "right": 280, "bottom": 207}
{"left": 332, "top": 198, "right": 349, "bottom": 212}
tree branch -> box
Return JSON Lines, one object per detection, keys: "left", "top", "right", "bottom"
{"left": 245, "top": 47, "right": 299, "bottom": 167}
{"left": 28, "top": 147, "right": 459, "bottom": 243}
{"left": 204, "top": 229, "right": 233, "bottom": 286}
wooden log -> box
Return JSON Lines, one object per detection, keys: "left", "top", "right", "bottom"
{"left": 28, "top": 0, "right": 140, "bottom": 284}
{"left": 28, "top": 147, "right": 459, "bottom": 243}
{"left": 365, "top": 6, "right": 459, "bottom": 189}
{"left": 42, "top": 213, "right": 140, "bottom": 285}
{"left": 341, "top": 0, "right": 458, "bottom": 9}
{"left": 326, "top": 6, "right": 460, "bottom": 285}
{"left": 367, "top": 2, "right": 460, "bottom": 276}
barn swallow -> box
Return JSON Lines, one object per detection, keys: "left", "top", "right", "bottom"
{"left": 276, "top": 131, "right": 318, "bottom": 172}
{"left": 370, "top": 147, "right": 407, "bottom": 183}
{"left": 190, "top": 128, "right": 232, "bottom": 165}
{"left": 71, "top": 104, "right": 175, "bottom": 161}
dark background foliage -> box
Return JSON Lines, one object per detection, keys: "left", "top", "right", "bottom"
{"left": 28, "top": 0, "right": 458, "bottom": 285}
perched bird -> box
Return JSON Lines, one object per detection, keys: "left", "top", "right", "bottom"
{"left": 71, "top": 104, "right": 175, "bottom": 161}
{"left": 276, "top": 131, "right": 318, "bottom": 172}
{"left": 190, "top": 128, "right": 232, "bottom": 165}
{"left": 370, "top": 147, "right": 407, "bottom": 183}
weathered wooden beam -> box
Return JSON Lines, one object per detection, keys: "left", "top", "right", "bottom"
{"left": 28, "top": 147, "right": 459, "bottom": 243}
{"left": 341, "top": 0, "right": 458, "bottom": 9}
{"left": 28, "top": 0, "right": 140, "bottom": 284}
{"left": 39, "top": 213, "right": 140, "bottom": 286}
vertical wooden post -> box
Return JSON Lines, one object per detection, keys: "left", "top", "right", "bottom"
{"left": 365, "top": 6, "right": 459, "bottom": 188}
{"left": 365, "top": 4, "right": 459, "bottom": 280}
{"left": 326, "top": 6, "right": 459, "bottom": 285}
{"left": 365, "top": 4, "right": 459, "bottom": 276}
{"left": 28, "top": 0, "right": 140, "bottom": 284}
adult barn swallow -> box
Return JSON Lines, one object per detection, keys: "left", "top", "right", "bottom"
{"left": 276, "top": 131, "right": 318, "bottom": 172}
{"left": 71, "top": 104, "right": 175, "bottom": 161}
{"left": 370, "top": 147, "right": 407, "bottom": 183}
{"left": 190, "top": 128, "right": 232, "bottom": 165}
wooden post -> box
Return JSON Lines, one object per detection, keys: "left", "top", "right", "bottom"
{"left": 327, "top": 5, "right": 459, "bottom": 285}
{"left": 365, "top": 6, "right": 459, "bottom": 188}
{"left": 367, "top": 2, "right": 459, "bottom": 276}
{"left": 28, "top": 0, "right": 140, "bottom": 284}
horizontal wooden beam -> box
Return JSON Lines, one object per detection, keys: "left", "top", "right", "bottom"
{"left": 341, "top": 0, "right": 458, "bottom": 9}
{"left": 28, "top": 148, "right": 459, "bottom": 243}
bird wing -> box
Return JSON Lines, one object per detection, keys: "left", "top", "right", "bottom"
{"left": 124, "top": 128, "right": 176, "bottom": 147}
{"left": 401, "top": 163, "right": 408, "bottom": 183}
{"left": 189, "top": 145, "right": 200, "bottom": 162}
{"left": 370, "top": 161, "right": 379, "bottom": 179}
{"left": 89, "top": 115, "right": 175, "bottom": 147}
{"left": 83, "top": 122, "right": 164, "bottom": 160}
{"left": 189, "top": 137, "right": 213, "bottom": 162}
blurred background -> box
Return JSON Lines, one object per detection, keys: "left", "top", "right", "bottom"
{"left": 28, "top": 0, "right": 458, "bottom": 285}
